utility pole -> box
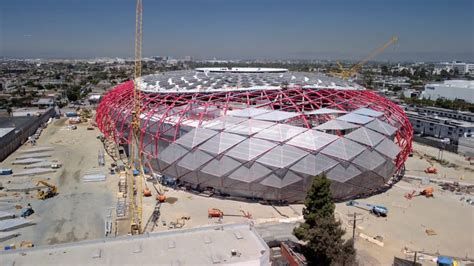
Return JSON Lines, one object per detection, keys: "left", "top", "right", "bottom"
{"left": 347, "top": 212, "right": 364, "bottom": 247}
{"left": 352, "top": 212, "right": 356, "bottom": 241}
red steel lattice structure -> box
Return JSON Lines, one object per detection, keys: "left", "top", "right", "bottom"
{"left": 97, "top": 81, "right": 412, "bottom": 167}
{"left": 96, "top": 80, "right": 412, "bottom": 201}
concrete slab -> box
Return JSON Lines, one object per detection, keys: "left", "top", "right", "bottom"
{"left": 19, "top": 147, "right": 54, "bottom": 154}
{"left": 16, "top": 152, "right": 53, "bottom": 160}
{"left": 0, "top": 211, "right": 16, "bottom": 220}
{"left": 24, "top": 161, "right": 57, "bottom": 169}
{"left": 82, "top": 173, "right": 106, "bottom": 182}
{"left": 12, "top": 168, "right": 56, "bottom": 177}
{"left": 0, "top": 218, "right": 33, "bottom": 232}
{"left": 11, "top": 158, "right": 46, "bottom": 165}
{"left": 0, "top": 232, "right": 20, "bottom": 242}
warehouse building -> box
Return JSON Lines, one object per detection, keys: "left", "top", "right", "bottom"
{"left": 409, "top": 106, "right": 473, "bottom": 123}
{"left": 1, "top": 223, "right": 270, "bottom": 266}
{"left": 422, "top": 80, "right": 474, "bottom": 103}
{"left": 407, "top": 111, "right": 474, "bottom": 142}
{"left": 0, "top": 107, "right": 55, "bottom": 162}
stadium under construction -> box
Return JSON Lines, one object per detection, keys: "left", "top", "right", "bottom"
{"left": 96, "top": 67, "right": 413, "bottom": 202}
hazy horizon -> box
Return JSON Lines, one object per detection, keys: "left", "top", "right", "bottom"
{"left": 1, "top": 0, "right": 473, "bottom": 62}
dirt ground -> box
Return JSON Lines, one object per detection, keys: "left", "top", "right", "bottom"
{"left": 141, "top": 188, "right": 303, "bottom": 232}
{"left": 337, "top": 179, "right": 474, "bottom": 265}
{"left": 405, "top": 142, "right": 474, "bottom": 184}
{"left": 0, "top": 118, "right": 116, "bottom": 247}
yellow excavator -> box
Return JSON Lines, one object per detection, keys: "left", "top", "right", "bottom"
{"left": 36, "top": 180, "right": 58, "bottom": 200}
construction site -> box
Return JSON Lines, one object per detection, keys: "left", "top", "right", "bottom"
{"left": 1, "top": 1, "right": 473, "bottom": 265}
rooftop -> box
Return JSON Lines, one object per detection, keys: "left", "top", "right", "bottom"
{"left": 426, "top": 80, "right": 474, "bottom": 89}
{"left": 0, "top": 116, "right": 36, "bottom": 131}
{"left": 0, "top": 223, "right": 270, "bottom": 266}
{"left": 405, "top": 111, "right": 474, "bottom": 127}
{"left": 140, "top": 69, "right": 365, "bottom": 93}
{"left": 0, "top": 127, "right": 15, "bottom": 138}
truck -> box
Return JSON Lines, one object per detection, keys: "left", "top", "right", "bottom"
{"left": 346, "top": 200, "right": 388, "bottom": 217}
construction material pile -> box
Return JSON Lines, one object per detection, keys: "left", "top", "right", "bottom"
{"left": 440, "top": 182, "right": 474, "bottom": 194}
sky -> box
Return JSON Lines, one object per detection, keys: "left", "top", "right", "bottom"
{"left": 1, "top": 0, "right": 473, "bottom": 61}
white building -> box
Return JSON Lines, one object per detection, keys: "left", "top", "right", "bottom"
{"left": 434, "top": 61, "right": 474, "bottom": 75}
{"left": 422, "top": 80, "right": 474, "bottom": 103}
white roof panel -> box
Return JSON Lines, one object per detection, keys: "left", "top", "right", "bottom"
{"left": 159, "top": 144, "right": 189, "bottom": 165}
{"left": 228, "top": 163, "right": 272, "bottom": 183}
{"left": 254, "top": 110, "right": 300, "bottom": 122}
{"left": 286, "top": 130, "right": 338, "bottom": 151}
{"left": 344, "top": 127, "right": 385, "bottom": 147}
{"left": 198, "top": 132, "right": 246, "bottom": 155}
{"left": 315, "top": 120, "right": 360, "bottom": 130}
{"left": 326, "top": 164, "right": 362, "bottom": 183}
{"left": 256, "top": 145, "right": 309, "bottom": 168}
{"left": 177, "top": 150, "right": 213, "bottom": 171}
{"left": 202, "top": 116, "right": 246, "bottom": 131}
{"left": 353, "top": 107, "right": 384, "bottom": 118}
{"left": 227, "top": 108, "right": 271, "bottom": 118}
{"left": 352, "top": 150, "right": 386, "bottom": 170}
{"left": 320, "top": 138, "right": 366, "bottom": 161}
{"left": 254, "top": 124, "right": 307, "bottom": 142}
{"left": 225, "top": 138, "right": 278, "bottom": 161}
{"left": 175, "top": 128, "right": 218, "bottom": 149}
{"left": 375, "top": 138, "right": 401, "bottom": 159}
{"left": 305, "top": 108, "right": 346, "bottom": 115}
{"left": 260, "top": 172, "right": 302, "bottom": 188}
{"left": 337, "top": 113, "right": 374, "bottom": 125}
{"left": 290, "top": 153, "right": 338, "bottom": 176}
{"left": 201, "top": 156, "right": 241, "bottom": 177}
{"left": 225, "top": 119, "right": 275, "bottom": 136}
{"left": 365, "top": 119, "right": 398, "bottom": 136}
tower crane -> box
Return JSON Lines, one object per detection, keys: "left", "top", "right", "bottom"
{"left": 330, "top": 36, "right": 398, "bottom": 80}
{"left": 129, "top": 0, "right": 144, "bottom": 235}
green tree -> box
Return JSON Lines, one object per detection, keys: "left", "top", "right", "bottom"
{"left": 294, "top": 174, "right": 356, "bottom": 266}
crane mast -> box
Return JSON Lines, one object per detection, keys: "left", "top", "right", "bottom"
{"left": 129, "top": 0, "right": 143, "bottom": 235}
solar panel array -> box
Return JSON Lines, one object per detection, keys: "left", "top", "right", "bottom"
{"left": 140, "top": 70, "right": 364, "bottom": 93}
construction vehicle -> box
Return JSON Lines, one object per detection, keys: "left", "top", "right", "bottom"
{"left": 425, "top": 167, "right": 438, "bottom": 174}
{"left": 330, "top": 36, "right": 398, "bottom": 80}
{"left": 346, "top": 200, "right": 388, "bottom": 217}
{"left": 143, "top": 187, "right": 152, "bottom": 197}
{"left": 19, "top": 241, "right": 34, "bottom": 248}
{"left": 127, "top": 0, "right": 145, "bottom": 235}
{"left": 156, "top": 194, "right": 166, "bottom": 203}
{"left": 36, "top": 180, "right": 58, "bottom": 200}
{"left": 20, "top": 204, "right": 34, "bottom": 218}
{"left": 405, "top": 187, "right": 434, "bottom": 200}
{"left": 208, "top": 208, "right": 252, "bottom": 219}
{"left": 168, "top": 216, "right": 190, "bottom": 229}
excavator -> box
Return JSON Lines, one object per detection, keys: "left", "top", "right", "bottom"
{"left": 36, "top": 180, "right": 58, "bottom": 200}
